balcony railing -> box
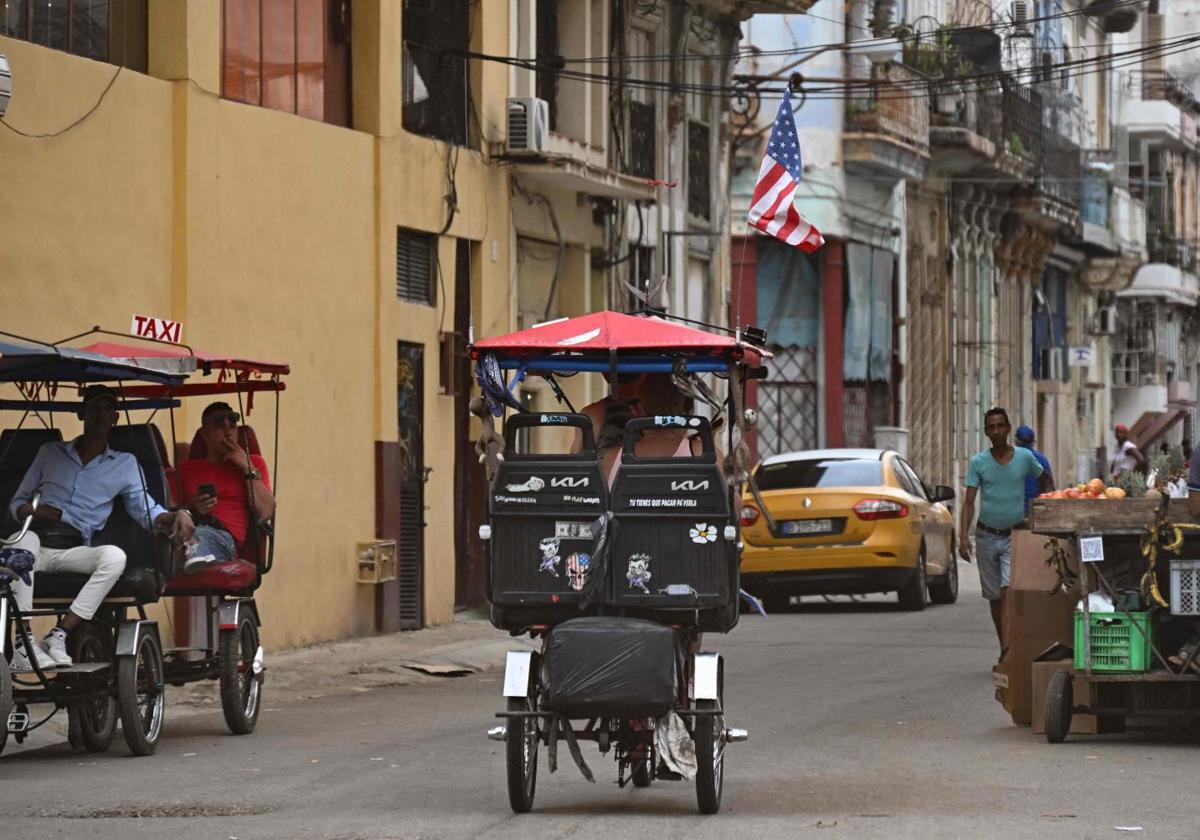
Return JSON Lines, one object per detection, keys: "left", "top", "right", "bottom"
{"left": 1001, "top": 83, "right": 1043, "bottom": 162}
{"left": 1040, "top": 131, "right": 1082, "bottom": 210}
{"left": 931, "top": 84, "right": 1002, "bottom": 145}
{"left": 1147, "top": 235, "right": 1197, "bottom": 271}
{"left": 846, "top": 62, "right": 929, "bottom": 154}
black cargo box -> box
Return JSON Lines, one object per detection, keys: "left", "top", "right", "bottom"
{"left": 541, "top": 617, "right": 681, "bottom": 718}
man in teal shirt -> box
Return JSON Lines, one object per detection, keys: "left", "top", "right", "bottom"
{"left": 959, "top": 407, "right": 1052, "bottom": 647}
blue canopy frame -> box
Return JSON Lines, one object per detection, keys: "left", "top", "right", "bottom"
{"left": 0, "top": 337, "right": 185, "bottom": 387}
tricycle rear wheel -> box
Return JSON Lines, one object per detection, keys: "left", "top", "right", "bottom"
{"left": 117, "top": 630, "right": 164, "bottom": 756}
{"left": 219, "top": 615, "right": 262, "bottom": 735}
{"left": 505, "top": 696, "right": 538, "bottom": 813}
{"left": 67, "top": 622, "right": 116, "bottom": 753}
{"left": 0, "top": 655, "right": 9, "bottom": 755}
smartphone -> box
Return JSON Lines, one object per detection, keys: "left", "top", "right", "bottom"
{"left": 198, "top": 483, "right": 217, "bottom": 498}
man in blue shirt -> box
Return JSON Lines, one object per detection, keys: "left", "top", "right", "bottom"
{"left": 7, "top": 386, "right": 194, "bottom": 670}
{"left": 959, "top": 407, "right": 1052, "bottom": 647}
{"left": 1015, "top": 425, "right": 1055, "bottom": 514}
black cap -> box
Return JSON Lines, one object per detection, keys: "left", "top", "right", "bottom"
{"left": 81, "top": 385, "right": 119, "bottom": 408}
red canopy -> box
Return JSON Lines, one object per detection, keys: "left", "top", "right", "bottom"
{"left": 473, "top": 311, "right": 766, "bottom": 364}
{"left": 80, "top": 342, "right": 290, "bottom": 376}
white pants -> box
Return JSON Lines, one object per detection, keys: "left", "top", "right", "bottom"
{"left": 7, "top": 531, "right": 126, "bottom": 621}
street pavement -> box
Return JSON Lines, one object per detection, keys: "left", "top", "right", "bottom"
{"left": 2, "top": 568, "right": 1198, "bottom": 839}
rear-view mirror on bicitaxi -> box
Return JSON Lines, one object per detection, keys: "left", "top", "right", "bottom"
{"left": 931, "top": 485, "right": 955, "bottom": 503}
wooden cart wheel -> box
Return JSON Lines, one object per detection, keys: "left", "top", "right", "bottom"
{"left": 1044, "top": 669, "right": 1073, "bottom": 744}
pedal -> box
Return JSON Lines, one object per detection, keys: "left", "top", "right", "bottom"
{"left": 725, "top": 727, "right": 749, "bottom": 743}
{"left": 6, "top": 710, "right": 30, "bottom": 734}
{"left": 487, "top": 725, "right": 507, "bottom": 742}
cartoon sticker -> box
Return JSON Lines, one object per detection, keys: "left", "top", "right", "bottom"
{"left": 626, "top": 554, "right": 652, "bottom": 593}
{"left": 689, "top": 523, "right": 718, "bottom": 544}
{"left": 654, "top": 415, "right": 687, "bottom": 428}
{"left": 505, "top": 476, "right": 545, "bottom": 493}
{"left": 566, "top": 553, "right": 591, "bottom": 591}
{"left": 539, "top": 537, "right": 561, "bottom": 578}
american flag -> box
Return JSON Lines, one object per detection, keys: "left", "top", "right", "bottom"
{"left": 748, "top": 90, "right": 824, "bottom": 252}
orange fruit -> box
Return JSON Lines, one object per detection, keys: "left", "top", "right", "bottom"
{"left": 1087, "top": 478, "right": 1106, "bottom": 494}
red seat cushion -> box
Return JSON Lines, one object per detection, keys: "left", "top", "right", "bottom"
{"left": 164, "top": 559, "right": 257, "bottom": 594}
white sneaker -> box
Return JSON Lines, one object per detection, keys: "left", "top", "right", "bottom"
{"left": 11, "top": 639, "right": 58, "bottom": 672}
{"left": 184, "top": 553, "right": 217, "bottom": 574}
{"left": 42, "top": 630, "right": 73, "bottom": 668}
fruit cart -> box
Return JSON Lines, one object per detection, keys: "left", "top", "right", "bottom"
{"left": 1027, "top": 496, "right": 1200, "bottom": 741}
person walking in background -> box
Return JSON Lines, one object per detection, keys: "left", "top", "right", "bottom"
{"left": 1015, "top": 425, "right": 1054, "bottom": 514}
{"left": 1110, "top": 424, "right": 1146, "bottom": 480}
{"left": 959, "top": 408, "right": 1052, "bottom": 650}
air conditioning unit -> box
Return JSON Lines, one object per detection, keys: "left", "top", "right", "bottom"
{"left": 1092, "top": 304, "right": 1118, "bottom": 336}
{"left": 506, "top": 97, "right": 549, "bottom": 156}
{"left": 0, "top": 54, "right": 10, "bottom": 119}
{"left": 1039, "top": 347, "right": 1065, "bottom": 381}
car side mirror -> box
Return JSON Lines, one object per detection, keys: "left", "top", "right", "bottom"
{"left": 931, "top": 485, "right": 955, "bottom": 503}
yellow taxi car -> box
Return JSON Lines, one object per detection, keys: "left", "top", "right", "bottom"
{"left": 740, "top": 449, "right": 957, "bottom": 611}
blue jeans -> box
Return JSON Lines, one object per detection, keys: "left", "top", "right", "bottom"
{"left": 975, "top": 530, "right": 1011, "bottom": 601}
{"left": 190, "top": 525, "right": 236, "bottom": 563}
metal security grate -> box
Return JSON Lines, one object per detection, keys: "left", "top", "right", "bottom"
{"left": 757, "top": 346, "right": 818, "bottom": 458}
{"left": 628, "top": 101, "right": 655, "bottom": 178}
{"left": 687, "top": 120, "right": 711, "bottom": 219}
{"left": 396, "top": 229, "right": 436, "bottom": 306}
{"left": 1170, "top": 558, "right": 1200, "bottom": 615}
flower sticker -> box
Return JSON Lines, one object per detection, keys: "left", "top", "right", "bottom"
{"left": 689, "top": 523, "right": 718, "bottom": 544}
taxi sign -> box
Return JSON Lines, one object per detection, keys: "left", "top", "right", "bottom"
{"left": 130, "top": 314, "right": 183, "bottom": 344}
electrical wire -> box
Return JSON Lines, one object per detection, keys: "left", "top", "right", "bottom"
{"left": 1, "top": 65, "right": 121, "bottom": 138}
{"left": 429, "top": 28, "right": 1200, "bottom": 103}
{"left": 530, "top": 0, "right": 1149, "bottom": 66}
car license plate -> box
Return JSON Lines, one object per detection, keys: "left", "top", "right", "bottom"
{"left": 782, "top": 518, "right": 833, "bottom": 536}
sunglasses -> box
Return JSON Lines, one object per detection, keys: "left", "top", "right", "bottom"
{"left": 204, "top": 411, "right": 241, "bottom": 428}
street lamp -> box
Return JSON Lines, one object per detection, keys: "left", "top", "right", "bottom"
{"left": 0, "top": 54, "right": 10, "bottom": 118}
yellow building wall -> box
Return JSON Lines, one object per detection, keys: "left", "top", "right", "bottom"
{"left": 0, "top": 0, "right": 514, "bottom": 646}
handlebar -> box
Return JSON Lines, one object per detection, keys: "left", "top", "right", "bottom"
{"left": 1, "top": 490, "right": 40, "bottom": 547}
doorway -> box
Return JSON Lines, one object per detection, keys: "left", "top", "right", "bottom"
{"left": 453, "top": 239, "right": 487, "bottom": 608}
{"left": 397, "top": 341, "right": 426, "bottom": 629}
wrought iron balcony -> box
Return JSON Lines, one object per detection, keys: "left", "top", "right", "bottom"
{"left": 843, "top": 62, "right": 930, "bottom": 182}
{"left": 1040, "top": 131, "right": 1082, "bottom": 211}
{"left": 929, "top": 84, "right": 1002, "bottom": 173}
{"left": 1000, "top": 83, "right": 1043, "bottom": 164}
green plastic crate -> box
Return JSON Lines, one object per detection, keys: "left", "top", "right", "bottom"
{"left": 1073, "top": 610, "right": 1154, "bottom": 672}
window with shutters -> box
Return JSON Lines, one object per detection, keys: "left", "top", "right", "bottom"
{"left": 396, "top": 229, "right": 436, "bottom": 306}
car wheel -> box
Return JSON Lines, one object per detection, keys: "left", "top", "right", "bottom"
{"left": 898, "top": 546, "right": 927, "bottom": 612}
{"left": 929, "top": 548, "right": 959, "bottom": 605}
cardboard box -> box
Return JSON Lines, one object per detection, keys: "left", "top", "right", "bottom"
{"left": 998, "top": 589, "right": 1077, "bottom": 725}
{"left": 1031, "top": 660, "right": 1098, "bottom": 735}
{"left": 1010, "top": 529, "right": 1079, "bottom": 592}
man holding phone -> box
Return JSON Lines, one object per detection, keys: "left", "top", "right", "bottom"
{"left": 177, "top": 402, "right": 275, "bottom": 573}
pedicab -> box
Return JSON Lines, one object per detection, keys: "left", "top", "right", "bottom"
{"left": 470, "top": 310, "right": 767, "bottom": 814}
{"left": 0, "top": 333, "right": 187, "bottom": 756}
{"left": 76, "top": 333, "right": 287, "bottom": 737}
{"left": 0, "top": 329, "right": 286, "bottom": 757}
